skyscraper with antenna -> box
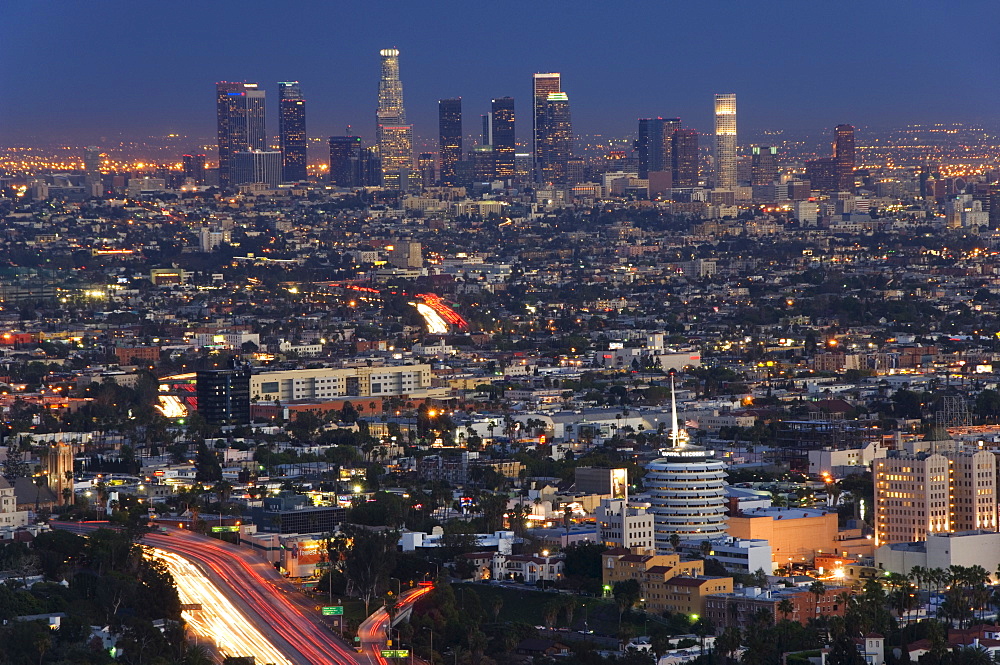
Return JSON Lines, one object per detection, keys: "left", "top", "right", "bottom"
{"left": 643, "top": 369, "right": 728, "bottom": 547}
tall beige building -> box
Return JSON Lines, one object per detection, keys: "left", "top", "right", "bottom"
{"left": 713, "top": 93, "right": 737, "bottom": 189}
{"left": 951, "top": 448, "right": 997, "bottom": 532}
{"left": 874, "top": 447, "right": 996, "bottom": 547}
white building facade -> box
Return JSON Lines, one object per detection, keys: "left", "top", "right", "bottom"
{"left": 644, "top": 446, "right": 728, "bottom": 548}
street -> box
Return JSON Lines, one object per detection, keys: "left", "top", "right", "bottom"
{"left": 53, "top": 522, "right": 361, "bottom": 665}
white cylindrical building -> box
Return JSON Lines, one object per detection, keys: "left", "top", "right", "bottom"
{"left": 644, "top": 446, "right": 728, "bottom": 549}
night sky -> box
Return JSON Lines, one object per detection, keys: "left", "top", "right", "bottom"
{"left": 2, "top": 0, "right": 998, "bottom": 145}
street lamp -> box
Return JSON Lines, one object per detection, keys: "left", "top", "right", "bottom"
{"left": 423, "top": 626, "right": 434, "bottom": 660}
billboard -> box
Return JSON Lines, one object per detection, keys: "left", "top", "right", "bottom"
{"left": 611, "top": 468, "right": 628, "bottom": 499}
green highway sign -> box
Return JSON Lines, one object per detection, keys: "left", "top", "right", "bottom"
{"left": 322, "top": 606, "right": 344, "bottom": 616}
{"left": 211, "top": 526, "right": 240, "bottom": 532}
{"left": 381, "top": 650, "right": 409, "bottom": 658}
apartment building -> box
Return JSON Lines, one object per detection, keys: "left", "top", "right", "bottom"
{"left": 874, "top": 446, "right": 997, "bottom": 547}
{"left": 601, "top": 548, "right": 731, "bottom": 616}
{"left": 595, "top": 498, "right": 655, "bottom": 550}
{"left": 251, "top": 363, "right": 432, "bottom": 401}
{"left": 705, "top": 584, "right": 851, "bottom": 629}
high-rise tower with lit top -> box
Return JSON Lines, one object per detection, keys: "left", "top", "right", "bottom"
{"left": 539, "top": 92, "right": 572, "bottom": 185}
{"left": 532, "top": 73, "right": 561, "bottom": 179}
{"left": 376, "top": 48, "right": 413, "bottom": 176}
{"left": 713, "top": 93, "right": 737, "bottom": 189}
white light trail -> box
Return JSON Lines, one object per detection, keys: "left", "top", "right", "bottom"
{"left": 415, "top": 302, "right": 449, "bottom": 334}
{"left": 156, "top": 394, "right": 188, "bottom": 418}
{"left": 149, "top": 548, "right": 292, "bottom": 665}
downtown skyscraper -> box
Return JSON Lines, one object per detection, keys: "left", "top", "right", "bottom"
{"left": 805, "top": 124, "right": 856, "bottom": 193}
{"left": 438, "top": 98, "right": 462, "bottom": 185}
{"left": 278, "top": 81, "right": 307, "bottom": 182}
{"left": 750, "top": 145, "right": 778, "bottom": 186}
{"left": 672, "top": 129, "right": 699, "bottom": 187}
{"left": 532, "top": 73, "right": 561, "bottom": 180}
{"left": 834, "top": 123, "right": 856, "bottom": 192}
{"left": 490, "top": 97, "right": 515, "bottom": 180}
{"left": 713, "top": 93, "right": 737, "bottom": 190}
{"left": 539, "top": 92, "right": 572, "bottom": 185}
{"left": 215, "top": 81, "right": 267, "bottom": 187}
{"left": 376, "top": 48, "right": 413, "bottom": 182}
{"left": 216, "top": 82, "right": 266, "bottom": 187}
{"left": 637, "top": 117, "right": 681, "bottom": 179}
{"left": 329, "top": 136, "right": 363, "bottom": 187}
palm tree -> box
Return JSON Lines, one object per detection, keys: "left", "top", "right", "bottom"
{"left": 715, "top": 627, "right": 742, "bottom": 665}
{"left": 910, "top": 565, "right": 926, "bottom": 593}
{"left": 778, "top": 598, "right": 794, "bottom": 621}
{"left": 891, "top": 580, "right": 918, "bottom": 626}
{"left": 543, "top": 601, "right": 559, "bottom": 629}
{"left": 182, "top": 644, "right": 213, "bottom": 665}
{"left": 491, "top": 596, "right": 503, "bottom": 622}
{"left": 827, "top": 480, "right": 843, "bottom": 508}
{"left": 951, "top": 646, "right": 992, "bottom": 665}
{"left": 809, "top": 580, "right": 827, "bottom": 618}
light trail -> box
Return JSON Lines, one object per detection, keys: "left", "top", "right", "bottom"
{"left": 357, "top": 585, "right": 434, "bottom": 665}
{"left": 414, "top": 303, "right": 450, "bottom": 334}
{"left": 323, "top": 282, "right": 469, "bottom": 330}
{"left": 155, "top": 394, "right": 188, "bottom": 418}
{"left": 415, "top": 293, "right": 469, "bottom": 329}
{"left": 53, "top": 522, "right": 361, "bottom": 665}
{"left": 150, "top": 548, "right": 292, "bottom": 665}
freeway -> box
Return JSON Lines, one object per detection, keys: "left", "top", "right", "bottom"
{"left": 53, "top": 522, "right": 360, "bottom": 665}
{"left": 357, "top": 585, "right": 433, "bottom": 665}
{"left": 151, "top": 547, "right": 292, "bottom": 665}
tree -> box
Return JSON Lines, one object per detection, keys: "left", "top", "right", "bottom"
{"left": 614, "top": 578, "right": 641, "bottom": 626}
{"left": 478, "top": 493, "right": 508, "bottom": 532}
{"left": 340, "top": 401, "right": 358, "bottom": 424}
{"left": 290, "top": 410, "right": 324, "bottom": 441}
{"left": 650, "top": 630, "right": 673, "bottom": 662}
{"left": 194, "top": 440, "right": 222, "bottom": 482}
{"left": 809, "top": 580, "right": 827, "bottom": 618}
{"left": 715, "top": 626, "right": 742, "bottom": 665}
{"left": 490, "top": 596, "right": 503, "bottom": 622}
{"left": 778, "top": 598, "right": 794, "bottom": 621}
{"left": 1, "top": 447, "right": 29, "bottom": 484}
{"left": 543, "top": 601, "right": 560, "bottom": 629}
{"left": 562, "top": 542, "right": 604, "bottom": 594}
{"left": 951, "top": 645, "right": 993, "bottom": 665}
{"left": 342, "top": 524, "right": 400, "bottom": 615}
{"left": 826, "top": 632, "right": 866, "bottom": 665}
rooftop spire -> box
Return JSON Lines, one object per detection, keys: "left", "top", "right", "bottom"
{"left": 670, "top": 370, "right": 680, "bottom": 447}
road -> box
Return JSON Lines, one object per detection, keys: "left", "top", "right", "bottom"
{"left": 151, "top": 547, "right": 293, "bottom": 665}
{"left": 54, "top": 521, "right": 361, "bottom": 665}
{"left": 356, "top": 585, "right": 433, "bottom": 665}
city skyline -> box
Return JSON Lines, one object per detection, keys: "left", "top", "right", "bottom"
{"left": 2, "top": 0, "right": 998, "bottom": 144}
